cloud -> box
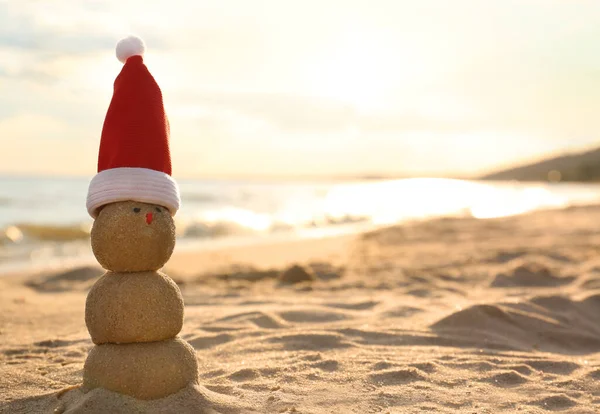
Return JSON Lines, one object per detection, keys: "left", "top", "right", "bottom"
{"left": 0, "top": 1, "right": 179, "bottom": 85}
{"left": 1, "top": 0, "right": 600, "bottom": 177}
{"left": 177, "top": 92, "right": 357, "bottom": 133}
{"left": 0, "top": 3, "right": 116, "bottom": 54}
{"left": 170, "top": 90, "right": 495, "bottom": 137}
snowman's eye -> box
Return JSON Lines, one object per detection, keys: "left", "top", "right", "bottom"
{"left": 155, "top": 207, "right": 162, "bottom": 213}
{"left": 133, "top": 207, "right": 141, "bottom": 213}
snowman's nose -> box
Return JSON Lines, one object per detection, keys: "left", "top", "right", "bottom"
{"left": 146, "top": 212, "right": 153, "bottom": 225}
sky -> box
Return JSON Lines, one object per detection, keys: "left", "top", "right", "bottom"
{"left": 0, "top": 0, "right": 599, "bottom": 179}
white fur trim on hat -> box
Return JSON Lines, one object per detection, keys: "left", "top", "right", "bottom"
{"left": 87, "top": 167, "right": 180, "bottom": 218}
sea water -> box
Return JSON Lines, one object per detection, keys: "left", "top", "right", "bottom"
{"left": 2, "top": 175, "right": 600, "bottom": 273}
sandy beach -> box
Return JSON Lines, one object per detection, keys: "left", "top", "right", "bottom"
{"left": 2, "top": 205, "right": 600, "bottom": 413}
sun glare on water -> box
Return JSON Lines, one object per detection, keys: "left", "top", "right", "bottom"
{"left": 322, "top": 179, "right": 575, "bottom": 227}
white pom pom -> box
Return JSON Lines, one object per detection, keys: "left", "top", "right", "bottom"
{"left": 115, "top": 36, "right": 145, "bottom": 63}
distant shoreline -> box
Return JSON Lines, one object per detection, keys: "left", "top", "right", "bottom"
{"left": 479, "top": 146, "right": 600, "bottom": 183}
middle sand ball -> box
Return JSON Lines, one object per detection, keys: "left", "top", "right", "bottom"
{"left": 86, "top": 271, "right": 184, "bottom": 344}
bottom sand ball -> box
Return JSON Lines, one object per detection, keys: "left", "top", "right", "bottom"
{"left": 83, "top": 337, "right": 199, "bottom": 400}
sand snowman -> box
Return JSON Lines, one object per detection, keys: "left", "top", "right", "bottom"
{"left": 82, "top": 36, "right": 198, "bottom": 400}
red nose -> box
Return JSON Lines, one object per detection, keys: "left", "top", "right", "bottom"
{"left": 146, "top": 212, "right": 153, "bottom": 225}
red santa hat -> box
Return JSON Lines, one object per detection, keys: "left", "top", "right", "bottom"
{"left": 86, "top": 36, "right": 180, "bottom": 218}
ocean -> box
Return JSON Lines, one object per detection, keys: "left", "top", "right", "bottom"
{"left": 2, "top": 175, "right": 600, "bottom": 273}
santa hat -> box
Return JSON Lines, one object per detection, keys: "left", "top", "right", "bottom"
{"left": 86, "top": 36, "right": 180, "bottom": 218}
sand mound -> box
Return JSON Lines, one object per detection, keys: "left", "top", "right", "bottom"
{"left": 85, "top": 271, "right": 184, "bottom": 344}
{"left": 208, "top": 263, "right": 343, "bottom": 285}
{"left": 278, "top": 264, "right": 316, "bottom": 284}
{"left": 490, "top": 258, "right": 575, "bottom": 287}
{"left": 83, "top": 337, "right": 198, "bottom": 400}
{"left": 55, "top": 384, "right": 256, "bottom": 414}
{"left": 431, "top": 294, "right": 600, "bottom": 353}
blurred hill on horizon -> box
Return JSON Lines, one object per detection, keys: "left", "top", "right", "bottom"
{"left": 480, "top": 146, "right": 600, "bottom": 183}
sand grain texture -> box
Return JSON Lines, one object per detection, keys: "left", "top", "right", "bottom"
{"left": 3, "top": 205, "right": 600, "bottom": 412}
{"left": 85, "top": 270, "right": 184, "bottom": 344}
{"left": 83, "top": 337, "right": 199, "bottom": 400}
{"left": 91, "top": 201, "right": 176, "bottom": 272}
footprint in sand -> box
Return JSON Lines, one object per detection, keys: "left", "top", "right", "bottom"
{"left": 214, "top": 311, "right": 288, "bottom": 329}
{"left": 310, "top": 359, "right": 339, "bottom": 372}
{"left": 25, "top": 266, "right": 104, "bottom": 292}
{"left": 506, "top": 364, "right": 534, "bottom": 376}
{"left": 269, "top": 332, "right": 349, "bottom": 351}
{"left": 531, "top": 394, "right": 578, "bottom": 411}
{"left": 408, "top": 362, "right": 438, "bottom": 374}
{"left": 524, "top": 360, "right": 580, "bottom": 375}
{"left": 228, "top": 368, "right": 260, "bottom": 382}
{"left": 185, "top": 333, "right": 234, "bottom": 350}
{"left": 430, "top": 294, "right": 600, "bottom": 353}
{"left": 587, "top": 368, "right": 600, "bottom": 380}
{"left": 323, "top": 300, "right": 379, "bottom": 310}
{"left": 369, "top": 368, "right": 427, "bottom": 386}
{"left": 482, "top": 370, "right": 529, "bottom": 387}
{"left": 579, "top": 277, "right": 600, "bottom": 290}
{"left": 490, "top": 259, "right": 575, "bottom": 288}
{"left": 278, "top": 309, "right": 349, "bottom": 323}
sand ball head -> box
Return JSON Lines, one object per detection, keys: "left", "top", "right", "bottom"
{"left": 91, "top": 200, "right": 176, "bottom": 272}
